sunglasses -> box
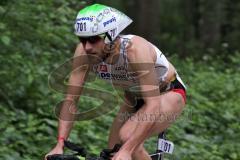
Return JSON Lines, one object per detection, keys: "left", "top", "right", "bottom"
{"left": 78, "top": 34, "right": 105, "bottom": 44}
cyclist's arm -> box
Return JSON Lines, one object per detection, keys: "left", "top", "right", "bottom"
{"left": 121, "top": 36, "right": 161, "bottom": 153}
{"left": 57, "top": 43, "right": 89, "bottom": 147}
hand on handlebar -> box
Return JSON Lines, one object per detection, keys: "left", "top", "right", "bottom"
{"left": 44, "top": 142, "right": 64, "bottom": 160}
{"left": 44, "top": 140, "right": 121, "bottom": 160}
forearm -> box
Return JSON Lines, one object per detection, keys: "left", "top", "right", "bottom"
{"left": 55, "top": 44, "right": 88, "bottom": 146}
{"left": 57, "top": 99, "right": 78, "bottom": 143}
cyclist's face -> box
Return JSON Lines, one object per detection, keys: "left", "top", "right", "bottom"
{"left": 79, "top": 34, "right": 105, "bottom": 57}
{"left": 79, "top": 35, "right": 119, "bottom": 63}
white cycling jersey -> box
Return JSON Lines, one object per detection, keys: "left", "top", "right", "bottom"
{"left": 92, "top": 35, "right": 181, "bottom": 90}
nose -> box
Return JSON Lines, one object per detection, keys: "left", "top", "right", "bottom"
{"left": 84, "top": 41, "right": 93, "bottom": 53}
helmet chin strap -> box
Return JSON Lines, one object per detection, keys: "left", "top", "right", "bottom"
{"left": 104, "top": 32, "right": 113, "bottom": 44}
{"left": 102, "top": 33, "right": 116, "bottom": 61}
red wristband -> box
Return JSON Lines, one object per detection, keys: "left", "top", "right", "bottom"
{"left": 57, "top": 136, "right": 65, "bottom": 142}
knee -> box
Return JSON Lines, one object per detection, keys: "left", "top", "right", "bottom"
{"left": 132, "top": 145, "right": 146, "bottom": 158}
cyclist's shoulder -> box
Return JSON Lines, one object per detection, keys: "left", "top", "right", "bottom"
{"left": 122, "top": 34, "right": 154, "bottom": 61}
{"left": 120, "top": 34, "right": 148, "bottom": 44}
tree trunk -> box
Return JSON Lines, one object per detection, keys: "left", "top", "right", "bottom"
{"left": 137, "top": 0, "right": 160, "bottom": 43}
{"left": 122, "top": 0, "right": 161, "bottom": 43}
{"left": 198, "top": 0, "right": 223, "bottom": 50}
{"left": 180, "top": 0, "right": 201, "bottom": 57}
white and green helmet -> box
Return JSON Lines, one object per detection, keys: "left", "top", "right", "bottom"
{"left": 74, "top": 4, "right": 132, "bottom": 43}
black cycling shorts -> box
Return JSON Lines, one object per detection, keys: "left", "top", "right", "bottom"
{"left": 124, "top": 78, "right": 186, "bottom": 111}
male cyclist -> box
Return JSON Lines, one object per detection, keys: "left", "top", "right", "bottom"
{"left": 45, "top": 4, "right": 186, "bottom": 160}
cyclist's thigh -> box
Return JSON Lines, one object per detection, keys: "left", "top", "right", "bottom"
{"left": 149, "top": 91, "right": 185, "bottom": 136}
{"left": 119, "top": 91, "right": 185, "bottom": 140}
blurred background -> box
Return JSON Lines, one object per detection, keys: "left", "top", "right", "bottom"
{"left": 0, "top": 0, "right": 240, "bottom": 159}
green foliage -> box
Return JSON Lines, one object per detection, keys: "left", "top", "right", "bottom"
{"left": 0, "top": 1, "right": 81, "bottom": 159}
{"left": 169, "top": 55, "right": 240, "bottom": 160}
{"left": 142, "top": 55, "right": 240, "bottom": 160}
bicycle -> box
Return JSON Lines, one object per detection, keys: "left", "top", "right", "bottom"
{"left": 47, "top": 132, "right": 174, "bottom": 160}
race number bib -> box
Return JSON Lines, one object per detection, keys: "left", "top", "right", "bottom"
{"left": 158, "top": 139, "right": 174, "bottom": 154}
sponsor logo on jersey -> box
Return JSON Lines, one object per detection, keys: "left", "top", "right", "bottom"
{"left": 115, "top": 66, "right": 125, "bottom": 71}
{"left": 99, "top": 73, "right": 128, "bottom": 81}
{"left": 99, "top": 65, "right": 108, "bottom": 72}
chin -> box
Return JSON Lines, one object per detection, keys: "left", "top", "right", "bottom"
{"left": 88, "top": 54, "right": 101, "bottom": 63}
